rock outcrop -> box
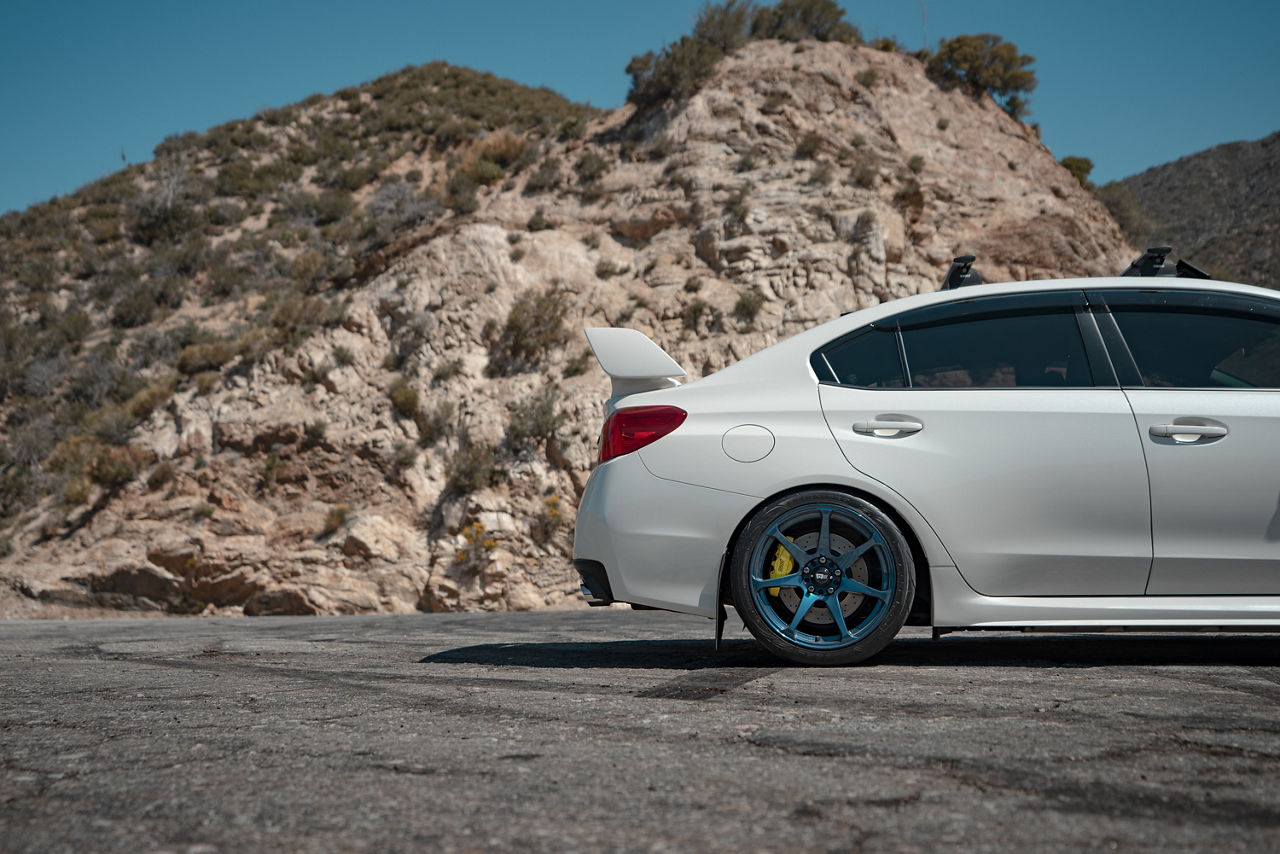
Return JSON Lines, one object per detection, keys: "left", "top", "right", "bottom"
{"left": 0, "top": 40, "right": 1133, "bottom": 618}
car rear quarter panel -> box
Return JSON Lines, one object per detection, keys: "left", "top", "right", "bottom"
{"left": 632, "top": 377, "right": 956, "bottom": 573}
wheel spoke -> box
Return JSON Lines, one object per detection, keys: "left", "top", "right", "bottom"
{"left": 835, "top": 539, "right": 874, "bottom": 572}
{"left": 786, "top": 592, "right": 819, "bottom": 633}
{"left": 750, "top": 571, "right": 803, "bottom": 592}
{"left": 768, "top": 525, "right": 809, "bottom": 565}
{"left": 828, "top": 596, "right": 852, "bottom": 640}
{"left": 817, "top": 508, "right": 832, "bottom": 555}
{"left": 840, "top": 576, "right": 890, "bottom": 602}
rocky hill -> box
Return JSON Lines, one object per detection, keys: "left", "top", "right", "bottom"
{"left": 1105, "top": 130, "right": 1279, "bottom": 286}
{"left": 0, "top": 36, "right": 1132, "bottom": 619}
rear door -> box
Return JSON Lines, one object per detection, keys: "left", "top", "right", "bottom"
{"left": 814, "top": 291, "right": 1153, "bottom": 597}
{"left": 1093, "top": 289, "right": 1280, "bottom": 594}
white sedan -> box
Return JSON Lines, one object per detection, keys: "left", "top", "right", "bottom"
{"left": 573, "top": 254, "right": 1280, "bottom": 665}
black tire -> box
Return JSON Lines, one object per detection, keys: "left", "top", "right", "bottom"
{"left": 730, "top": 490, "right": 915, "bottom": 666}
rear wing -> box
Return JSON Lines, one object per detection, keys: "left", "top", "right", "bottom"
{"left": 584, "top": 327, "right": 686, "bottom": 402}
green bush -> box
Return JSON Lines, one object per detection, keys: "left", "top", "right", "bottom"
{"left": 432, "top": 358, "right": 464, "bottom": 382}
{"left": 907, "top": 154, "right": 925, "bottom": 174}
{"left": 524, "top": 157, "right": 561, "bottom": 194}
{"left": 683, "top": 298, "right": 710, "bottom": 331}
{"left": 693, "top": 0, "right": 753, "bottom": 52}
{"left": 415, "top": 400, "right": 455, "bottom": 447}
{"left": 1059, "top": 155, "right": 1095, "bottom": 190}
{"left": 486, "top": 288, "right": 571, "bottom": 376}
{"left": 750, "top": 0, "right": 861, "bottom": 43}
{"left": 733, "top": 288, "right": 766, "bottom": 321}
{"left": 595, "top": 260, "right": 628, "bottom": 279}
{"left": 507, "top": 386, "right": 566, "bottom": 450}
{"left": 625, "top": 36, "right": 724, "bottom": 110}
{"left": 388, "top": 377, "right": 420, "bottom": 418}
{"left": 445, "top": 442, "right": 496, "bottom": 494}
{"left": 527, "top": 208, "right": 553, "bottom": 231}
{"left": 466, "top": 159, "right": 506, "bottom": 187}
{"left": 176, "top": 341, "right": 236, "bottom": 375}
{"left": 795, "top": 131, "right": 823, "bottom": 159}
{"left": 809, "top": 161, "right": 836, "bottom": 185}
{"left": 575, "top": 152, "right": 610, "bottom": 183}
{"left": 1097, "top": 182, "right": 1152, "bottom": 243}
{"left": 324, "top": 503, "right": 350, "bottom": 534}
{"left": 855, "top": 69, "right": 878, "bottom": 88}
{"left": 446, "top": 171, "right": 479, "bottom": 214}
{"left": 928, "top": 33, "right": 1037, "bottom": 118}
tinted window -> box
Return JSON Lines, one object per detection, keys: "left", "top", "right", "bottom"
{"left": 816, "top": 329, "right": 905, "bottom": 387}
{"left": 1112, "top": 308, "right": 1280, "bottom": 388}
{"left": 902, "top": 311, "right": 1092, "bottom": 388}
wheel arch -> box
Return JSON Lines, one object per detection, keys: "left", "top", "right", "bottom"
{"left": 718, "top": 482, "right": 933, "bottom": 626}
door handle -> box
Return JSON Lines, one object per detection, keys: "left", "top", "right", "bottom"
{"left": 1149, "top": 423, "right": 1228, "bottom": 442}
{"left": 852, "top": 420, "right": 924, "bottom": 437}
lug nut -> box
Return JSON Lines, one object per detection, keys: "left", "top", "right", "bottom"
{"left": 827, "top": 587, "right": 835, "bottom": 595}
{"left": 807, "top": 585, "right": 815, "bottom": 593}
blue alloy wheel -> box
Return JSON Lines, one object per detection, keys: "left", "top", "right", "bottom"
{"left": 730, "top": 490, "right": 914, "bottom": 666}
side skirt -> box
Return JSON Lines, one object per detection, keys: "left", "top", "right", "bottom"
{"left": 931, "top": 565, "right": 1280, "bottom": 627}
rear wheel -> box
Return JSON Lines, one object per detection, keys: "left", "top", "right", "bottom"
{"left": 730, "top": 490, "right": 914, "bottom": 666}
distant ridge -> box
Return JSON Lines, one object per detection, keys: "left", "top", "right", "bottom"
{"left": 1109, "top": 130, "right": 1279, "bottom": 286}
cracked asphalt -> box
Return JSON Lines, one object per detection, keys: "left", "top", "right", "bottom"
{"left": 2, "top": 611, "right": 1279, "bottom": 852}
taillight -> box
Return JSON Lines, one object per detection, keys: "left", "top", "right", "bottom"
{"left": 598, "top": 406, "right": 687, "bottom": 464}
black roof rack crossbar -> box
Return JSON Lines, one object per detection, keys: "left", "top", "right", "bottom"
{"left": 1120, "top": 246, "right": 1211, "bottom": 279}
{"left": 942, "top": 254, "right": 983, "bottom": 290}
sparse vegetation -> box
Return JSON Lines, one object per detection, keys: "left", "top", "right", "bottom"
{"left": 854, "top": 69, "right": 878, "bottom": 88}
{"left": 415, "top": 400, "right": 455, "bottom": 447}
{"left": 795, "top": 131, "right": 823, "bottom": 160}
{"left": 485, "top": 288, "right": 571, "bottom": 376}
{"left": 626, "top": 0, "right": 860, "bottom": 111}
{"left": 595, "top": 260, "right": 628, "bottom": 280}
{"left": 1060, "top": 155, "right": 1095, "bottom": 190}
{"left": 446, "top": 442, "right": 497, "bottom": 494}
{"left": 324, "top": 503, "right": 350, "bottom": 534}
{"left": 928, "top": 33, "right": 1037, "bottom": 118}
{"left": 507, "top": 386, "right": 566, "bottom": 451}
{"left": 908, "top": 155, "right": 926, "bottom": 175}
{"left": 733, "top": 288, "right": 766, "bottom": 322}
{"left": 388, "top": 377, "right": 419, "bottom": 419}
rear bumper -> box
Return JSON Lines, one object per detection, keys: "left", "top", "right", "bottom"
{"left": 572, "top": 452, "right": 757, "bottom": 618}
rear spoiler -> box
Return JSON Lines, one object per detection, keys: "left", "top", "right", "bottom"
{"left": 584, "top": 328, "right": 685, "bottom": 401}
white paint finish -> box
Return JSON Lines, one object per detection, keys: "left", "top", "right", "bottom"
{"left": 574, "top": 277, "right": 1280, "bottom": 630}
{"left": 584, "top": 327, "right": 685, "bottom": 402}
{"left": 721, "top": 424, "right": 775, "bottom": 463}
{"left": 1123, "top": 388, "right": 1280, "bottom": 594}
{"left": 819, "top": 385, "right": 1153, "bottom": 596}
{"left": 572, "top": 452, "right": 757, "bottom": 618}
{"left": 931, "top": 564, "right": 1280, "bottom": 626}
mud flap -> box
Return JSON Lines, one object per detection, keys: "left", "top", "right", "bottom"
{"left": 714, "top": 552, "right": 727, "bottom": 650}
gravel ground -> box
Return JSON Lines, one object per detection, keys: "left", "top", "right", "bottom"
{"left": 2, "top": 610, "right": 1279, "bottom": 852}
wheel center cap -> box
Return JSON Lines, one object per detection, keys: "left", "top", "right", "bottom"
{"left": 801, "top": 557, "right": 838, "bottom": 590}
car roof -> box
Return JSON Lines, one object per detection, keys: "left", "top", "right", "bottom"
{"left": 695, "top": 276, "right": 1279, "bottom": 389}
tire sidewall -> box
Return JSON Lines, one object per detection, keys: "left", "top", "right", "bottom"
{"left": 730, "top": 490, "right": 915, "bottom": 666}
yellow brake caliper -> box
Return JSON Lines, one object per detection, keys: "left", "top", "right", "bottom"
{"left": 767, "top": 536, "right": 796, "bottom": 597}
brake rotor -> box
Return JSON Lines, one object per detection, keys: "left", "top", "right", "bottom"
{"left": 770, "top": 531, "right": 869, "bottom": 625}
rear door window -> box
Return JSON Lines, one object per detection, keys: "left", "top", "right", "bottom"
{"left": 900, "top": 311, "right": 1093, "bottom": 388}
{"left": 814, "top": 291, "right": 1095, "bottom": 388}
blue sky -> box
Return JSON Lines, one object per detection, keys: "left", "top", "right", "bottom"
{"left": 2, "top": 0, "right": 1278, "bottom": 214}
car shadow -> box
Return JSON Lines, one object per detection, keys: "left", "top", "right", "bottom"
{"left": 421, "top": 633, "right": 1280, "bottom": 670}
